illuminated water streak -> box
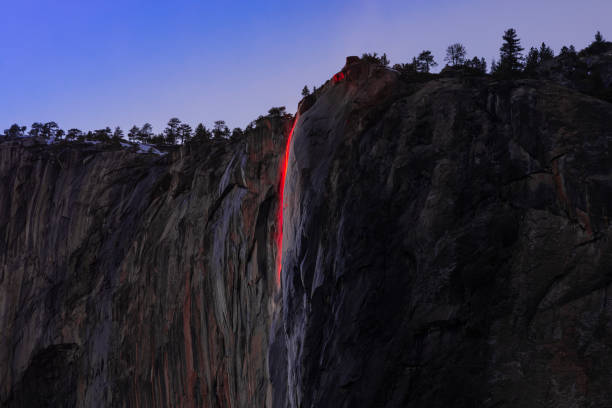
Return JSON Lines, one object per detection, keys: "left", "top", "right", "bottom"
{"left": 276, "top": 114, "right": 299, "bottom": 287}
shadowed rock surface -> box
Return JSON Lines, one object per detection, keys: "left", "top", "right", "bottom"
{"left": 1, "top": 53, "right": 612, "bottom": 407}
{"left": 273, "top": 59, "right": 612, "bottom": 407}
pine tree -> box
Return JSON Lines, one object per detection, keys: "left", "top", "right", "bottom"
{"left": 112, "top": 126, "right": 124, "bottom": 140}
{"left": 93, "top": 127, "right": 112, "bottom": 141}
{"left": 490, "top": 58, "right": 498, "bottom": 74}
{"left": 128, "top": 126, "right": 140, "bottom": 143}
{"left": 178, "top": 123, "right": 192, "bottom": 144}
{"left": 585, "top": 31, "right": 607, "bottom": 55}
{"left": 301, "top": 86, "right": 310, "bottom": 97}
{"left": 498, "top": 28, "right": 524, "bottom": 75}
{"left": 560, "top": 45, "right": 577, "bottom": 57}
{"left": 480, "top": 57, "right": 487, "bottom": 73}
{"left": 416, "top": 50, "right": 437, "bottom": 73}
{"left": 3, "top": 124, "right": 26, "bottom": 138}
{"left": 231, "top": 128, "right": 244, "bottom": 139}
{"left": 465, "top": 56, "right": 487, "bottom": 73}
{"left": 268, "top": 106, "right": 286, "bottom": 116}
{"left": 66, "top": 128, "right": 83, "bottom": 141}
{"left": 29, "top": 122, "right": 44, "bottom": 137}
{"left": 41, "top": 122, "right": 59, "bottom": 139}
{"left": 194, "top": 123, "right": 210, "bottom": 141}
{"left": 392, "top": 59, "right": 418, "bottom": 74}
{"left": 524, "top": 47, "right": 539, "bottom": 74}
{"left": 164, "top": 118, "right": 181, "bottom": 144}
{"left": 380, "top": 53, "right": 390, "bottom": 67}
{"left": 139, "top": 123, "right": 153, "bottom": 143}
{"left": 361, "top": 52, "right": 390, "bottom": 66}
{"left": 539, "top": 42, "right": 554, "bottom": 61}
{"left": 213, "top": 120, "right": 230, "bottom": 139}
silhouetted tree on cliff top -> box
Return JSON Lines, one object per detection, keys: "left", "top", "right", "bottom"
{"left": 112, "top": 127, "right": 124, "bottom": 141}
{"left": 416, "top": 50, "right": 437, "bottom": 73}
{"left": 93, "top": 127, "right": 112, "bottom": 141}
{"left": 66, "top": 128, "right": 82, "bottom": 141}
{"left": 213, "top": 120, "right": 230, "bottom": 139}
{"left": 524, "top": 47, "right": 540, "bottom": 74}
{"left": 539, "top": 43, "right": 554, "bottom": 61}
{"left": 379, "top": 53, "right": 390, "bottom": 66}
{"left": 194, "top": 123, "right": 211, "bottom": 141}
{"left": 35, "top": 122, "right": 60, "bottom": 139}
{"left": 268, "top": 106, "right": 286, "bottom": 117}
{"left": 128, "top": 126, "right": 140, "bottom": 143}
{"left": 231, "top": 127, "right": 244, "bottom": 139}
{"left": 362, "top": 52, "right": 390, "bottom": 66}
{"left": 494, "top": 28, "right": 524, "bottom": 76}
{"left": 28, "top": 122, "right": 43, "bottom": 138}
{"left": 559, "top": 45, "right": 577, "bottom": 57}
{"left": 178, "top": 123, "right": 192, "bottom": 144}
{"left": 524, "top": 42, "right": 555, "bottom": 75}
{"left": 582, "top": 31, "right": 609, "bottom": 55}
{"left": 164, "top": 118, "right": 181, "bottom": 144}
{"left": 464, "top": 56, "right": 487, "bottom": 73}
{"left": 445, "top": 43, "right": 467, "bottom": 66}
{"left": 139, "top": 123, "right": 153, "bottom": 143}
{"left": 3, "top": 124, "right": 26, "bottom": 138}
{"left": 393, "top": 57, "right": 418, "bottom": 74}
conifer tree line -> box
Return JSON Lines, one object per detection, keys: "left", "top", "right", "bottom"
{"left": 1, "top": 114, "right": 278, "bottom": 145}
{"left": 487, "top": 29, "right": 607, "bottom": 75}
{"left": 2, "top": 103, "right": 295, "bottom": 144}
{"left": 302, "top": 29, "right": 608, "bottom": 92}
{"left": 2, "top": 30, "right": 608, "bottom": 143}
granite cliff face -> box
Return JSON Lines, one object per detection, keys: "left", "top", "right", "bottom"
{"left": 0, "top": 123, "right": 290, "bottom": 407}
{"left": 2, "top": 55, "right": 612, "bottom": 408}
{"left": 273, "top": 60, "right": 612, "bottom": 407}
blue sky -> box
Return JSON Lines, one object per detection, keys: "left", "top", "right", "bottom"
{"left": 1, "top": 0, "right": 610, "bottom": 133}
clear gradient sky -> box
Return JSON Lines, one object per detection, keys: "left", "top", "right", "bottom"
{"left": 1, "top": 0, "right": 610, "bottom": 134}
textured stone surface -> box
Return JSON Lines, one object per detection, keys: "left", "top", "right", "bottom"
{"left": 1, "top": 53, "right": 612, "bottom": 408}
{"left": 273, "top": 61, "right": 612, "bottom": 407}
{"left": 0, "top": 122, "right": 290, "bottom": 407}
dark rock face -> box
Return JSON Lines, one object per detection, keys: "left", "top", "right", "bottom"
{"left": 9, "top": 343, "right": 80, "bottom": 408}
{"left": 0, "top": 124, "right": 290, "bottom": 407}
{"left": 273, "top": 62, "right": 612, "bottom": 407}
{"left": 1, "top": 57, "right": 612, "bottom": 407}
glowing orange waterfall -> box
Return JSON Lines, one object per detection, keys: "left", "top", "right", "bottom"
{"left": 276, "top": 114, "right": 299, "bottom": 287}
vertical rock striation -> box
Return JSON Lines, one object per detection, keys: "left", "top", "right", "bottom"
{"left": 0, "top": 118, "right": 291, "bottom": 407}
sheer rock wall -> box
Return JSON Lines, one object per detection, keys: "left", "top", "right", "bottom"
{"left": 1, "top": 56, "right": 612, "bottom": 408}
{"left": 0, "top": 123, "right": 289, "bottom": 407}
{"left": 273, "top": 61, "right": 612, "bottom": 408}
